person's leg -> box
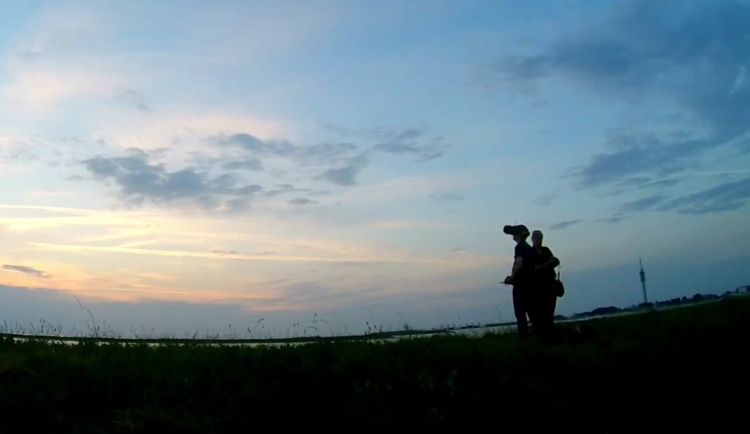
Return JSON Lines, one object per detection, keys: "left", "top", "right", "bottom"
{"left": 549, "top": 291, "right": 558, "bottom": 324}
{"left": 539, "top": 286, "right": 560, "bottom": 342}
{"left": 526, "top": 288, "right": 539, "bottom": 335}
{"left": 531, "top": 285, "right": 553, "bottom": 339}
{"left": 512, "top": 286, "right": 529, "bottom": 337}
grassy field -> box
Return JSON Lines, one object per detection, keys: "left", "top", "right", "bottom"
{"left": 1, "top": 297, "right": 748, "bottom": 433}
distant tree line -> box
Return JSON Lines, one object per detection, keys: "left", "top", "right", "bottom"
{"left": 569, "top": 287, "right": 749, "bottom": 320}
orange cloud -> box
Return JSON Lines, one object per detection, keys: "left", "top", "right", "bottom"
{"left": 0, "top": 198, "right": 503, "bottom": 310}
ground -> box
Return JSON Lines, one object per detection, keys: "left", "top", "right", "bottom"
{"left": 0, "top": 297, "right": 748, "bottom": 433}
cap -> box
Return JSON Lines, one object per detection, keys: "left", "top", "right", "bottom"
{"left": 503, "top": 224, "right": 530, "bottom": 236}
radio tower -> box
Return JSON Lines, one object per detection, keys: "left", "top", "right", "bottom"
{"left": 639, "top": 257, "right": 648, "bottom": 305}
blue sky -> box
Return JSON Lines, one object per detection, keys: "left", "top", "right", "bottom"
{"left": 1, "top": 0, "right": 749, "bottom": 338}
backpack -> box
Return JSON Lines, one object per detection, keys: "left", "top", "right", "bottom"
{"left": 553, "top": 266, "right": 565, "bottom": 298}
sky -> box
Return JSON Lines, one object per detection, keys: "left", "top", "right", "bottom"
{"left": 1, "top": 0, "right": 749, "bottom": 339}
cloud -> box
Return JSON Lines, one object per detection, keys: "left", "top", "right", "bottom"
{"left": 596, "top": 215, "right": 629, "bottom": 224}
{"left": 564, "top": 131, "right": 713, "bottom": 190}
{"left": 210, "top": 249, "right": 238, "bottom": 256}
{"left": 263, "top": 183, "right": 327, "bottom": 198}
{"left": 208, "top": 126, "right": 447, "bottom": 187}
{"left": 213, "top": 133, "right": 359, "bottom": 166}
{"left": 319, "top": 154, "right": 370, "bottom": 186}
{"left": 116, "top": 89, "right": 150, "bottom": 112}
{"left": 0, "top": 203, "right": 437, "bottom": 263}
{"left": 2, "top": 0, "right": 346, "bottom": 111}
{"left": 1, "top": 6, "right": 133, "bottom": 114}
{"left": 617, "top": 176, "right": 750, "bottom": 215}
{"left": 4, "top": 251, "right": 750, "bottom": 338}
{"left": 288, "top": 197, "right": 317, "bottom": 206}
{"left": 27, "top": 242, "right": 454, "bottom": 266}
{"left": 368, "top": 127, "right": 447, "bottom": 162}
{"left": 495, "top": 0, "right": 750, "bottom": 191}
{"left": 3, "top": 264, "right": 50, "bottom": 278}
{"left": 430, "top": 192, "right": 464, "bottom": 204}
{"left": 667, "top": 177, "right": 750, "bottom": 214}
{"left": 1, "top": 60, "right": 129, "bottom": 113}
{"left": 221, "top": 158, "right": 264, "bottom": 172}
{"left": 278, "top": 281, "right": 340, "bottom": 306}
{"left": 549, "top": 219, "right": 582, "bottom": 230}
{"left": 618, "top": 194, "right": 670, "bottom": 213}
{"left": 80, "top": 147, "right": 263, "bottom": 212}
{"left": 317, "top": 122, "right": 357, "bottom": 136}
{"left": 90, "top": 111, "right": 290, "bottom": 168}
{"left": 532, "top": 191, "right": 559, "bottom": 206}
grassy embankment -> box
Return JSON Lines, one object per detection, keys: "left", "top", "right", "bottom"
{"left": 1, "top": 297, "right": 748, "bottom": 433}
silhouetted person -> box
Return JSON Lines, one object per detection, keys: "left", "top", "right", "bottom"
{"left": 531, "top": 230, "right": 560, "bottom": 341}
{"left": 502, "top": 224, "right": 537, "bottom": 337}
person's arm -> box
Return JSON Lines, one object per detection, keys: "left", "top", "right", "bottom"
{"left": 505, "top": 246, "right": 524, "bottom": 283}
{"left": 503, "top": 246, "right": 524, "bottom": 284}
{"left": 536, "top": 247, "right": 560, "bottom": 270}
{"left": 511, "top": 256, "right": 523, "bottom": 278}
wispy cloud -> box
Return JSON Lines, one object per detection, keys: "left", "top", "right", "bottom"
{"left": 3, "top": 264, "right": 50, "bottom": 278}
{"left": 596, "top": 215, "right": 629, "bottom": 224}
{"left": 532, "top": 191, "right": 559, "bottom": 206}
{"left": 209, "top": 127, "right": 447, "bottom": 188}
{"left": 493, "top": 0, "right": 750, "bottom": 220}
{"left": 288, "top": 197, "right": 318, "bottom": 206}
{"left": 26, "top": 242, "right": 455, "bottom": 266}
{"left": 616, "top": 176, "right": 750, "bottom": 215}
{"left": 334, "top": 171, "right": 484, "bottom": 206}
{"left": 430, "top": 192, "right": 464, "bottom": 204}
{"left": 549, "top": 219, "right": 582, "bottom": 230}
{"left": 116, "top": 89, "right": 150, "bottom": 112}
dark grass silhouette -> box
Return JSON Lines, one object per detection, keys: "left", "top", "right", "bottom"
{"left": 0, "top": 297, "right": 748, "bottom": 432}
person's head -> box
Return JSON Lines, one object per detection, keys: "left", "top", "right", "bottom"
{"left": 532, "top": 230, "right": 544, "bottom": 248}
{"left": 503, "top": 224, "right": 530, "bottom": 244}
